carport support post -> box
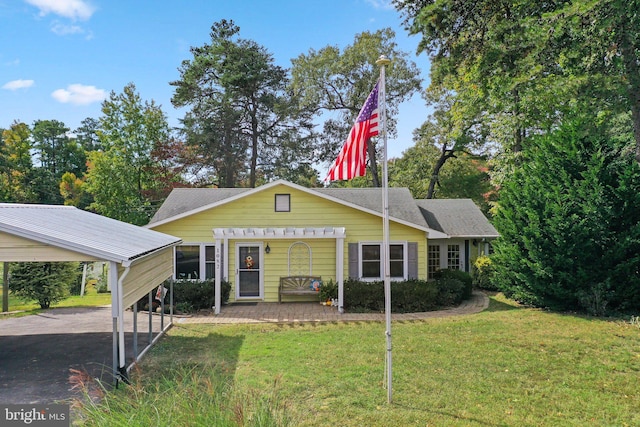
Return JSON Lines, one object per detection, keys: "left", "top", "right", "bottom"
{"left": 133, "top": 302, "right": 138, "bottom": 360}
{"left": 148, "top": 291, "right": 153, "bottom": 346}
{"left": 170, "top": 279, "right": 174, "bottom": 324}
{"left": 160, "top": 285, "right": 164, "bottom": 331}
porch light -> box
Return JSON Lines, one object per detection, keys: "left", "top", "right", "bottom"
{"left": 265, "top": 243, "right": 271, "bottom": 254}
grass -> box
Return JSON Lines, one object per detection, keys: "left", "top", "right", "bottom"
{"left": 0, "top": 282, "right": 111, "bottom": 317}
{"left": 75, "top": 293, "right": 640, "bottom": 426}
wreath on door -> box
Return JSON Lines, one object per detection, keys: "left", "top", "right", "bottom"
{"left": 245, "top": 255, "right": 254, "bottom": 269}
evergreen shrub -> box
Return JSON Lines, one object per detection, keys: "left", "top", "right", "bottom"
{"left": 435, "top": 277, "right": 466, "bottom": 306}
{"left": 172, "top": 279, "right": 231, "bottom": 312}
{"left": 434, "top": 269, "right": 473, "bottom": 299}
{"left": 342, "top": 276, "right": 467, "bottom": 313}
{"left": 10, "top": 262, "right": 79, "bottom": 309}
{"left": 472, "top": 255, "right": 497, "bottom": 290}
{"left": 137, "top": 279, "right": 231, "bottom": 313}
{"left": 492, "top": 115, "right": 640, "bottom": 314}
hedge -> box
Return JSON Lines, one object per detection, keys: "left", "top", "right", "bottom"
{"left": 319, "top": 270, "right": 472, "bottom": 313}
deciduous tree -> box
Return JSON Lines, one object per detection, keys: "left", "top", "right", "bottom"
{"left": 389, "top": 127, "right": 494, "bottom": 213}
{"left": 395, "top": 0, "right": 640, "bottom": 162}
{"left": 84, "top": 83, "right": 171, "bottom": 224}
{"left": 290, "top": 28, "right": 421, "bottom": 186}
{"left": 0, "top": 122, "right": 34, "bottom": 202}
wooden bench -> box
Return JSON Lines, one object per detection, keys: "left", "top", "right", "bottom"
{"left": 279, "top": 276, "right": 322, "bottom": 303}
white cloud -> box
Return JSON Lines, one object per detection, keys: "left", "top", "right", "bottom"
{"left": 25, "top": 0, "right": 95, "bottom": 20}
{"left": 51, "top": 22, "right": 83, "bottom": 35}
{"left": 51, "top": 84, "right": 106, "bottom": 105}
{"left": 365, "top": 0, "right": 394, "bottom": 9}
{"left": 50, "top": 21, "right": 94, "bottom": 39}
{"left": 2, "top": 79, "right": 34, "bottom": 90}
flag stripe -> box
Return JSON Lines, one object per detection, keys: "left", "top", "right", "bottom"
{"left": 325, "top": 82, "right": 380, "bottom": 181}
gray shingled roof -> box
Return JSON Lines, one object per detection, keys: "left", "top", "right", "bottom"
{"left": 315, "top": 187, "right": 430, "bottom": 229}
{"left": 149, "top": 187, "right": 250, "bottom": 224}
{"left": 415, "top": 199, "right": 499, "bottom": 238}
{"left": 0, "top": 203, "right": 181, "bottom": 263}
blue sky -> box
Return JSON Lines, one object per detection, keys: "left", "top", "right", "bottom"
{"left": 0, "top": 0, "right": 431, "bottom": 158}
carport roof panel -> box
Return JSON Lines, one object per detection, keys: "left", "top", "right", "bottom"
{"left": 0, "top": 203, "right": 181, "bottom": 263}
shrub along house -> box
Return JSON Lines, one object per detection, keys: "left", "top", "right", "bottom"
{"left": 146, "top": 180, "right": 498, "bottom": 313}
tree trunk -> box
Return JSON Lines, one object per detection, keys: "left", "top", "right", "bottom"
{"left": 426, "top": 144, "right": 456, "bottom": 199}
{"left": 618, "top": 24, "right": 640, "bottom": 163}
{"left": 249, "top": 106, "right": 259, "bottom": 188}
{"left": 367, "top": 139, "right": 381, "bottom": 187}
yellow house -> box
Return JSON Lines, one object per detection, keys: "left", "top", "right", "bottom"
{"left": 146, "top": 180, "right": 498, "bottom": 312}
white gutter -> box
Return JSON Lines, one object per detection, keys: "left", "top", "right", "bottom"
{"left": 116, "top": 265, "right": 131, "bottom": 372}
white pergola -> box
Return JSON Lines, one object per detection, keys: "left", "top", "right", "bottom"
{"left": 0, "top": 204, "right": 181, "bottom": 383}
{"left": 212, "top": 227, "right": 346, "bottom": 313}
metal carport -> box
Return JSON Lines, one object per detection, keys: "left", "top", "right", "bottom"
{"left": 0, "top": 203, "right": 181, "bottom": 383}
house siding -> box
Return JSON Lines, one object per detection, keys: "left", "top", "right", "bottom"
{"left": 150, "top": 184, "right": 428, "bottom": 302}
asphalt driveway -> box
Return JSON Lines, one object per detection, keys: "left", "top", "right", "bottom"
{"left": 0, "top": 306, "right": 165, "bottom": 404}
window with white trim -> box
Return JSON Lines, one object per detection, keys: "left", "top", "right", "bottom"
{"left": 428, "top": 245, "right": 440, "bottom": 276}
{"left": 175, "top": 244, "right": 216, "bottom": 280}
{"left": 205, "top": 246, "right": 216, "bottom": 279}
{"left": 176, "top": 245, "right": 199, "bottom": 279}
{"left": 360, "top": 242, "right": 407, "bottom": 280}
{"left": 447, "top": 244, "right": 460, "bottom": 270}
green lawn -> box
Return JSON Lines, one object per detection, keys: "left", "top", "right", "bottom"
{"left": 0, "top": 283, "right": 111, "bottom": 316}
{"left": 75, "top": 294, "right": 640, "bottom": 426}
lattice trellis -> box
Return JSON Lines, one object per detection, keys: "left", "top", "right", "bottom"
{"left": 288, "top": 241, "right": 311, "bottom": 276}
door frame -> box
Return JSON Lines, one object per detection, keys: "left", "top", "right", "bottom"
{"left": 235, "top": 242, "right": 264, "bottom": 300}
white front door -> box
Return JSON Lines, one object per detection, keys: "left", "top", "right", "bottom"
{"left": 236, "top": 243, "right": 263, "bottom": 299}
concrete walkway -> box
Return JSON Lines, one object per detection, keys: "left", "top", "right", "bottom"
{"left": 178, "top": 290, "right": 489, "bottom": 324}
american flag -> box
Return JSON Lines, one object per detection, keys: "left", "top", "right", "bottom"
{"left": 325, "top": 81, "right": 379, "bottom": 181}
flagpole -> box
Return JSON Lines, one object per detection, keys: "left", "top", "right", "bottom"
{"left": 376, "top": 54, "right": 392, "bottom": 404}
